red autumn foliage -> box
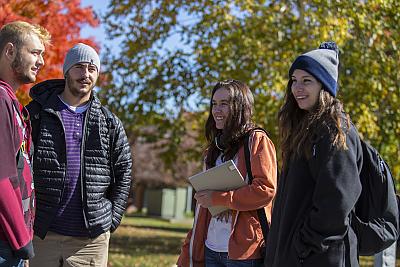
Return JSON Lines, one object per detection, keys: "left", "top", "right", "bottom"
{"left": 0, "top": 0, "right": 100, "bottom": 104}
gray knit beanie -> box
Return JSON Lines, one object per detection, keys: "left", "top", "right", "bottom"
{"left": 63, "top": 43, "right": 100, "bottom": 75}
{"left": 289, "top": 41, "right": 339, "bottom": 97}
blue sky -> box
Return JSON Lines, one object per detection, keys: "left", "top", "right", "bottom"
{"left": 80, "top": 0, "right": 110, "bottom": 55}
{"left": 80, "top": 0, "right": 192, "bottom": 56}
{"left": 79, "top": 0, "right": 200, "bottom": 111}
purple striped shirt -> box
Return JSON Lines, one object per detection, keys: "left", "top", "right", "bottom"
{"left": 49, "top": 96, "right": 89, "bottom": 236}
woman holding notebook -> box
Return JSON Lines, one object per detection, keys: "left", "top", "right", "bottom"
{"left": 177, "top": 79, "right": 277, "bottom": 267}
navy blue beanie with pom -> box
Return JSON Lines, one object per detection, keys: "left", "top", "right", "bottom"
{"left": 289, "top": 41, "right": 339, "bottom": 97}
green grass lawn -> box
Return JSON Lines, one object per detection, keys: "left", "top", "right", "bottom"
{"left": 108, "top": 215, "right": 192, "bottom": 267}
{"left": 107, "top": 215, "right": 396, "bottom": 267}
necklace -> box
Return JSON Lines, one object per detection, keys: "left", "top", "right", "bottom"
{"left": 215, "top": 137, "right": 224, "bottom": 151}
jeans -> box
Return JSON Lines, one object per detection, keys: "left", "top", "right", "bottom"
{"left": 0, "top": 241, "right": 24, "bottom": 267}
{"left": 373, "top": 242, "right": 396, "bottom": 267}
{"left": 205, "top": 246, "right": 263, "bottom": 267}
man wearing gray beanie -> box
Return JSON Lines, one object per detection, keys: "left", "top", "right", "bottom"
{"left": 26, "top": 43, "right": 133, "bottom": 267}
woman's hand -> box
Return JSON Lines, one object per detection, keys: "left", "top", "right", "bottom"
{"left": 214, "top": 210, "right": 231, "bottom": 223}
{"left": 194, "top": 190, "right": 214, "bottom": 208}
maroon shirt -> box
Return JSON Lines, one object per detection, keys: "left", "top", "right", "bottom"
{"left": 0, "top": 80, "right": 34, "bottom": 254}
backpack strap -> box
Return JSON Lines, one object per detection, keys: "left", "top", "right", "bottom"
{"left": 244, "top": 128, "right": 270, "bottom": 242}
{"left": 12, "top": 103, "right": 26, "bottom": 182}
{"left": 101, "top": 106, "right": 116, "bottom": 184}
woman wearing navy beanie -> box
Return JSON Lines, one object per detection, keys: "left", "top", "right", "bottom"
{"left": 265, "top": 42, "right": 363, "bottom": 267}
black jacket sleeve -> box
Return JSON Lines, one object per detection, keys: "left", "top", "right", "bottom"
{"left": 109, "top": 116, "right": 133, "bottom": 232}
{"left": 294, "top": 125, "right": 362, "bottom": 258}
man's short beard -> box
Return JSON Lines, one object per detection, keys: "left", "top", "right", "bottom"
{"left": 11, "top": 51, "right": 34, "bottom": 84}
{"left": 65, "top": 73, "right": 95, "bottom": 98}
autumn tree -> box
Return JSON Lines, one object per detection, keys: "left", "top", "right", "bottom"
{"left": 0, "top": 0, "right": 99, "bottom": 105}
{"left": 102, "top": 0, "right": 400, "bottom": 181}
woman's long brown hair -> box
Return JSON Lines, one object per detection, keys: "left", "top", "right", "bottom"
{"left": 279, "top": 79, "right": 350, "bottom": 169}
{"left": 204, "top": 79, "right": 255, "bottom": 168}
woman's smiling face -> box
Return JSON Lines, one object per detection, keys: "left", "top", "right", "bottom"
{"left": 291, "top": 69, "right": 322, "bottom": 111}
{"left": 211, "top": 87, "right": 230, "bottom": 129}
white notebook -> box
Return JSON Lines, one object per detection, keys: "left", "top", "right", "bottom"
{"left": 188, "top": 160, "right": 247, "bottom": 216}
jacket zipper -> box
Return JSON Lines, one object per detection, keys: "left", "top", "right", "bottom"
{"left": 52, "top": 110, "right": 67, "bottom": 204}
{"left": 80, "top": 103, "right": 91, "bottom": 234}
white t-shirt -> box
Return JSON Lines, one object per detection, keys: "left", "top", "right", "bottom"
{"left": 205, "top": 154, "right": 235, "bottom": 252}
{"left": 58, "top": 95, "right": 90, "bottom": 113}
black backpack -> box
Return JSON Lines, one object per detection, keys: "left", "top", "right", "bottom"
{"left": 351, "top": 140, "right": 399, "bottom": 256}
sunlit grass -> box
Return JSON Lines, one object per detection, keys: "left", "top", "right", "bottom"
{"left": 360, "top": 256, "right": 373, "bottom": 266}
{"left": 360, "top": 255, "right": 400, "bottom": 267}
{"left": 108, "top": 215, "right": 398, "bottom": 267}
{"left": 108, "top": 215, "right": 192, "bottom": 267}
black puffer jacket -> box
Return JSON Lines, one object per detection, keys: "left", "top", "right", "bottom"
{"left": 26, "top": 79, "right": 133, "bottom": 239}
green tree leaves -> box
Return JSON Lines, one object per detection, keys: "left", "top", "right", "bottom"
{"left": 102, "top": 0, "right": 400, "bottom": 182}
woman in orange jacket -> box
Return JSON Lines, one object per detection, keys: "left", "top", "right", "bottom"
{"left": 177, "top": 79, "right": 277, "bottom": 267}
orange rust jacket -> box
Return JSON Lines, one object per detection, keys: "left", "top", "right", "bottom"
{"left": 177, "top": 131, "right": 278, "bottom": 267}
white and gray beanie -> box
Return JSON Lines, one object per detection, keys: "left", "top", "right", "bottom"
{"left": 63, "top": 43, "right": 100, "bottom": 75}
{"left": 289, "top": 41, "right": 339, "bottom": 97}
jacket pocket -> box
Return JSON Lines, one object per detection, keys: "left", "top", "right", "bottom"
{"left": 244, "top": 216, "right": 263, "bottom": 242}
{"left": 299, "top": 240, "right": 345, "bottom": 267}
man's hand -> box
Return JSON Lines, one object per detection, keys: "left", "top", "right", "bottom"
{"left": 194, "top": 190, "right": 214, "bottom": 208}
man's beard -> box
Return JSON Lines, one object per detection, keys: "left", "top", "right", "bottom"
{"left": 11, "top": 51, "right": 35, "bottom": 84}
{"left": 65, "top": 73, "right": 95, "bottom": 98}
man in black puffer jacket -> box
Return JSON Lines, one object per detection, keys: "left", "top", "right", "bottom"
{"left": 26, "top": 43, "right": 132, "bottom": 267}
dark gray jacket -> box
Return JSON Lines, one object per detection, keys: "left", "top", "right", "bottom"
{"left": 265, "top": 121, "right": 362, "bottom": 267}
{"left": 26, "top": 79, "right": 133, "bottom": 239}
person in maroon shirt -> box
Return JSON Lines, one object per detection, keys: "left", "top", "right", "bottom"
{"left": 0, "top": 21, "right": 50, "bottom": 267}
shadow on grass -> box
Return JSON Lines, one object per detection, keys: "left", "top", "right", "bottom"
{"left": 109, "top": 233, "right": 184, "bottom": 255}
{"left": 119, "top": 223, "right": 190, "bottom": 233}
